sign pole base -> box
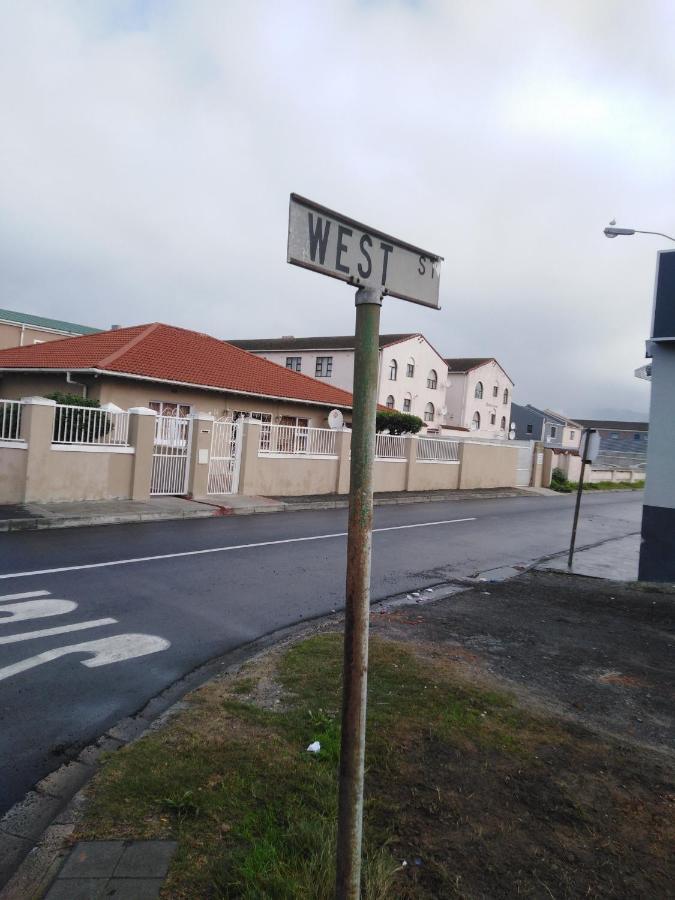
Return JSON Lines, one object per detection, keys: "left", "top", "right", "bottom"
{"left": 336, "top": 286, "right": 382, "bottom": 900}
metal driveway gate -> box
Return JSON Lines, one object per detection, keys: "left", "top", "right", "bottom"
{"left": 207, "top": 418, "right": 241, "bottom": 495}
{"left": 515, "top": 441, "right": 534, "bottom": 486}
{"left": 150, "top": 415, "right": 192, "bottom": 495}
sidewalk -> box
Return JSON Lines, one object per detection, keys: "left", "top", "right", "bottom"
{"left": 0, "top": 487, "right": 536, "bottom": 532}
{"left": 540, "top": 533, "right": 641, "bottom": 581}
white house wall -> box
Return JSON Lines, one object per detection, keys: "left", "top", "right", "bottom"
{"left": 378, "top": 335, "right": 447, "bottom": 429}
{"left": 447, "top": 360, "right": 513, "bottom": 439}
{"left": 252, "top": 349, "right": 356, "bottom": 393}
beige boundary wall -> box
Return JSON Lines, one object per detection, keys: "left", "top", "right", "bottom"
{"left": 237, "top": 423, "right": 518, "bottom": 498}
{"left": 0, "top": 402, "right": 525, "bottom": 504}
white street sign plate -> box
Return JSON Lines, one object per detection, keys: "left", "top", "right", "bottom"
{"left": 287, "top": 194, "right": 443, "bottom": 309}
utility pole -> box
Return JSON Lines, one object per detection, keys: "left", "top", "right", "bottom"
{"left": 335, "top": 287, "right": 381, "bottom": 899}
{"left": 568, "top": 428, "right": 594, "bottom": 569}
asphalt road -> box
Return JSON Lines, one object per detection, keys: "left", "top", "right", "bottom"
{"left": 0, "top": 491, "right": 643, "bottom": 816}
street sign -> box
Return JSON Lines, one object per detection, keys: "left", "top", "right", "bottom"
{"left": 287, "top": 193, "right": 443, "bottom": 309}
{"left": 584, "top": 431, "right": 601, "bottom": 464}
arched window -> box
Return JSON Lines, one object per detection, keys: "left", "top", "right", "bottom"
{"left": 490, "top": 412, "right": 496, "bottom": 425}
{"left": 389, "top": 359, "right": 398, "bottom": 381}
{"left": 403, "top": 393, "right": 412, "bottom": 413}
{"left": 503, "top": 388, "right": 509, "bottom": 405}
{"left": 472, "top": 411, "right": 481, "bottom": 430}
{"left": 475, "top": 381, "right": 483, "bottom": 399}
{"left": 406, "top": 357, "right": 415, "bottom": 377}
{"left": 500, "top": 416, "right": 506, "bottom": 430}
{"left": 424, "top": 402, "right": 435, "bottom": 422}
{"left": 386, "top": 395, "right": 395, "bottom": 409}
{"left": 427, "top": 369, "right": 437, "bottom": 389}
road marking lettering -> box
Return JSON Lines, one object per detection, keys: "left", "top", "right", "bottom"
{"left": 0, "top": 599, "right": 77, "bottom": 623}
{"left": 0, "top": 590, "right": 50, "bottom": 603}
{"left": 0, "top": 618, "right": 117, "bottom": 645}
{"left": 0, "top": 517, "right": 477, "bottom": 580}
{"left": 0, "top": 634, "right": 170, "bottom": 682}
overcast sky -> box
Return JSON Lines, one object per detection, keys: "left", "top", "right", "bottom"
{"left": 2, "top": 0, "right": 673, "bottom": 417}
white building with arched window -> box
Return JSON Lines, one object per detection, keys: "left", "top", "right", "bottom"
{"left": 444, "top": 357, "right": 514, "bottom": 439}
{"left": 230, "top": 333, "right": 449, "bottom": 432}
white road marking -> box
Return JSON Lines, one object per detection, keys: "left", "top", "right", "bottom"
{"left": 0, "top": 618, "right": 117, "bottom": 645}
{"left": 0, "top": 590, "right": 50, "bottom": 603}
{"left": 0, "top": 518, "right": 477, "bottom": 580}
{"left": 0, "top": 599, "right": 77, "bottom": 623}
{"left": 0, "top": 634, "right": 171, "bottom": 682}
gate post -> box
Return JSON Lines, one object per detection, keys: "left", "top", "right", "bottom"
{"left": 186, "top": 412, "right": 214, "bottom": 499}
{"left": 128, "top": 407, "right": 157, "bottom": 500}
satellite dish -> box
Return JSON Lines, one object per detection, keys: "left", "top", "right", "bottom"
{"left": 328, "top": 409, "right": 344, "bottom": 430}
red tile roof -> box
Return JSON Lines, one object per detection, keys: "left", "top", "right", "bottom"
{"left": 0, "top": 323, "right": 359, "bottom": 409}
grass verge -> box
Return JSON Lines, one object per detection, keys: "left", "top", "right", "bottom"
{"left": 77, "top": 633, "right": 674, "bottom": 898}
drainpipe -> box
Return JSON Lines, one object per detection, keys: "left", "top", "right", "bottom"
{"left": 19, "top": 325, "right": 25, "bottom": 346}
{"left": 66, "top": 371, "right": 87, "bottom": 399}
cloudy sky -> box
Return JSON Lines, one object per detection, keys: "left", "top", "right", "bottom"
{"left": 2, "top": 0, "right": 673, "bottom": 417}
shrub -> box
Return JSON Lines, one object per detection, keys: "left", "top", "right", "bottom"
{"left": 550, "top": 466, "right": 573, "bottom": 493}
{"left": 46, "top": 392, "right": 111, "bottom": 442}
{"left": 375, "top": 410, "right": 423, "bottom": 435}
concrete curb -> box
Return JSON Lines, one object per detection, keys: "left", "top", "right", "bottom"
{"left": 0, "top": 509, "right": 218, "bottom": 533}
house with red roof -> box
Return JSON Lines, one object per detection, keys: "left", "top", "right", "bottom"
{"left": 0, "top": 322, "right": 359, "bottom": 427}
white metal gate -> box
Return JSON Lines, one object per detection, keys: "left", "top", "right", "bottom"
{"left": 516, "top": 441, "right": 535, "bottom": 486}
{"left": 150, "top": 415, "right": 192, "bottom": 496}
{"left": 207, "top": 419, "right": 241, "bottom": 495}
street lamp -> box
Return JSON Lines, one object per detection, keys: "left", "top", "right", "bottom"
{"left": 603, "top": 221, "right": 675, "bottom": 242}
{"left": 603, "top": 220, "right": 675, "bottom": 581}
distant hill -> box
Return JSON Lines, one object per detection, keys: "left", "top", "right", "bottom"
{"left": 580, "top": 407, "right": 649, "bottom": 423}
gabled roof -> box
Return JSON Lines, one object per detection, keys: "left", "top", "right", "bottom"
{"left": 444, "top": 357, "right": 493, "bottom": 372}
{"left": 512, "top": 403, "right": 567, "bottom": 425}
{"left": 0, "top": 323, "right": 359, "bottom": 410}
{"left": 0, "top": 307, "right": 99, "bottom": 335}
{"left": 542, "top": 409, "right": 582, "bottom": 428}
{"left": 574, "top": 419, "right": 649, "bottom": 432}
{"left": 229, "top": 333, "right": 419, "bottom": 352}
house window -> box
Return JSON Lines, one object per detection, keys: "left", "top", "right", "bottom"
{"left": 315, "top": 356, "right": 333, "bottom": 377}
{"left": 427, "top": 369, "right": 437, "bottom": 389}
{"left": 550, "top": 426, "right": 557, "bottom": 438}
{"left": 490, "top": 412, "right": 496, "bottom": 425}
{"left": 386, "top": 395, "right": 395, "bottom": 409}
{"left": 286, "top": 356, "right": 301, "bottom": 372}
{"left": 149, "top": 401, "right": 191, "bottom": 417}
{"left": 633, "top": 433, "right": 641, "bottom": 440}
{"left": 526, "top": 423, "right": 533, "bottom": 434}
{"left": 406, "top": 358, "right": 415, "bottom": 377}
{"left": 570, "top": 430, "right": 576, "bottom": 440}
{"left": 403, "top": 394, "right": 411, "bottom": 413}
{"left": 389, "top": 359, "right": 398, "bottom": 381}
{"left": 493, "top": 385, "right": 499, "bottom": 398}
{"left": 500, "top": 416, "right": 506, "bottom": 430}
{"left": 424, "top": 402, "right": 434, "bottom": 422}
{"left": 475, "top": 381, "right": 483, "bottom": 399}
{"left": 472, "top": 411, "right": 481, "bottom": 430}
{"left": 503, "top": 388, "right": 509, "bottom": 405}
{"left": 611, "top": 432, "right": 619, "bottom": 439}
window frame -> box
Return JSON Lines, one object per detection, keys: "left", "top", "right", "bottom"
{"left": 386, "top": 395, "right": 395, "bottom": 409}
{"left": 389, "top": 359, "right": 398, "bottom": 381}
{"left": 402, "top": 394, "right": 412, "bottom": 413}
{"left": 427, "top": 369, "right": 438, "bottom": 390}
{"left": 424, "top": 402, "right": 435, "bottom": 422}
{"left": 474, "top": 381, "right": 484, "bottom": 399}
{"left": 285, "top": 356, "right": 302, "bottom": 372}
{"left": 315, "top": 356, "right": 333, "bottom": 378}
{"left": 472, "top": 411, "right": 481, "bottom": 431}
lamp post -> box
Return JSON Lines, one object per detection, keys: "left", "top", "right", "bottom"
{"left": 603, "top": 221, "right": 675, "bottom": 581}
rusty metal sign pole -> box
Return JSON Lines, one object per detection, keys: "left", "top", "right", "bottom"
{"left": 335, "top": 285, "right": 382, "bottom": 900}
{"left": 568, "top": 427, "right": 592, "bottom": 569}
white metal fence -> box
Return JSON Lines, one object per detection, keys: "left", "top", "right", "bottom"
{"left": 207, "top": 419, "right": 241, "bottom": 494}
{"left": 375, "top": 433, "right": 407, "bottom": 460}
{"left": 416, "top": 436, "right": 459, "bottom": 463}
{"left": 150, "top": 415, "right": 191, "bottom": 495}
{"left": 259, "top": 424, "right": 337, "bottom": 456}
{"left": 52, "top": 403, "right": 130, "bottom": 446}
{"left": 593, "top": 450, "right": 647, "bottom": 471}
{"left": 0, "top": 399, "right": 23, "bottom": 441}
